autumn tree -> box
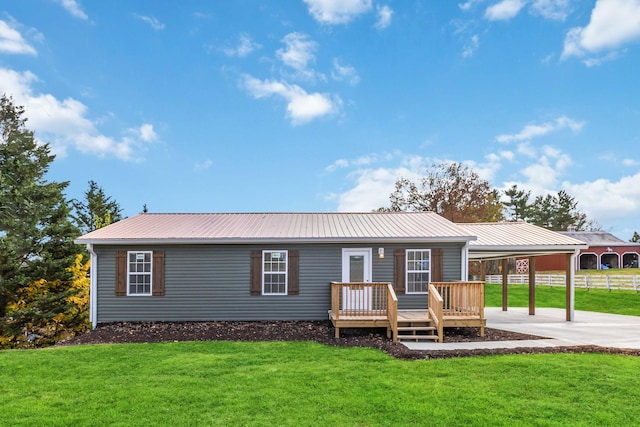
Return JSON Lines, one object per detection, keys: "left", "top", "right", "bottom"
{"left": 381, "top": 161, "right": 504, "bottom": 223}
{"left": 0, "top": 95, "right": 82, "bottom": 348}
{"left": 72, "top": 180, "right": 123, "bottom": 233}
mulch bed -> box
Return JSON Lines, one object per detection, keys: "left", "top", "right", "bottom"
{"left": 59, "top": 320, "right": 640, "bottom": 360}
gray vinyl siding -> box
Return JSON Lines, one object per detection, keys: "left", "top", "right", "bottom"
{"left": 93, "top": 242, "right": 464, "bottom": 323}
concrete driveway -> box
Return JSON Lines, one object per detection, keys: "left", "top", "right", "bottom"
{"left": 402, "top": 307, "right": 640, "bottom": 351}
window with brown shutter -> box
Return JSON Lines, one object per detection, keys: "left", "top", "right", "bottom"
{"left": 394, "top": 249, "right": 406, "bottom": 295}
{"left": 250, "top": 249, "right": 299, "bottom": 296}
{"left": 115, "top": 250, "right": 164, "bottom": 296}
{"left": 431, "top": 248, "right": 443, "bottom": 282}
{"left": 152, "top": 251, "right": 165, "bottom": 296}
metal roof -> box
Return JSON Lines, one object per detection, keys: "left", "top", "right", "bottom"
{"left": 461, "top": 222, "right": 588, "bottom": 260}
{"left": 75, "top": 212, "right": 477, "bottom": 245}
{"left": 558, "top": 231, "right": 640, "bottom": 247}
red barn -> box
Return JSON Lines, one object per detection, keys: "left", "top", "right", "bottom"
{"left": 534, "top": 231, "right": 640, "bottom": 271}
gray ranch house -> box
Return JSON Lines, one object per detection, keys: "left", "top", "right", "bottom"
{"left": 75, "top": 212, "right": 585, "bottom": 341}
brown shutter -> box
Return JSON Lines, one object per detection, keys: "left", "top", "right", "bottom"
{"left": 152, "top": 251, "right": 165, "bottom": 296}
{"left": 288, "top": 250, "right": 299, "bottom": 295}
{"left": 432, "top": 248, "right": 443, "bottom": 282}
{"left": 115, "top": 251, "right": 126, "bottom": 296}
{"left": 394, "top": 249, "right": 406, "bottom": 295}
{"left": 250, "top": 250, "right": 262, "bottom": 295}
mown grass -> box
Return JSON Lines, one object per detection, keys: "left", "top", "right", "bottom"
{"left": 485, "top": 283, "right": 640, "bottom": 316}
{"left": 1, "top": 341, "right": 639, "bottom": 426}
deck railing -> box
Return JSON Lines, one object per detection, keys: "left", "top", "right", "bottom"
{"left": 431, "top": 281, "right": 485, "bottom": 319}
{"left": 330, "top": 282, "right": 398, "bottom": 339}
{"left": 330, "top": 282, "right": 394, "bottom": 318}
{"left": 428, "top": 283, "right": 444, "bottom": 342}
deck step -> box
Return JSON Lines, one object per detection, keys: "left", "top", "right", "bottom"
{"left": 397, "top": 326, "right": 436, "bottom": 332}
{"left": 397, "top": 334, "right": 439, "bottom": 341}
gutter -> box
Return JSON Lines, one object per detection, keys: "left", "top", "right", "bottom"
{"left": 86, "top": 244, "right": 98, "bottom": 329}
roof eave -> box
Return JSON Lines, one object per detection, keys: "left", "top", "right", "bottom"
{"left": 74, "top": 236, "right": 477, "bottom": 246}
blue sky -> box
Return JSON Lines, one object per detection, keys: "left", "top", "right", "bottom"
{"left": 1, "top": 0, "right": 639, "bottom": 239}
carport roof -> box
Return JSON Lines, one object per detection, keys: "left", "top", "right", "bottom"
{"left": 459, "top": 222, "right": 588, "bottom": 261}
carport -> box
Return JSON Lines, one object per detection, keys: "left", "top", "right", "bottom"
{"left": 459, "top": 222, "right": 588, "bottom": 321}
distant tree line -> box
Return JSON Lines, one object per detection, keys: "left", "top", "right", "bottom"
{"left": 379, "top": 160, "right": 601, "bottom": 232}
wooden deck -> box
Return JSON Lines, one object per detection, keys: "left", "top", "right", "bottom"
{"left": 329, "top": 281, "right": 486, "bottom": 342}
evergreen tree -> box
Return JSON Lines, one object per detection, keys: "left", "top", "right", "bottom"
{"left": 72, "top": 180, "right": 123, "bottom": 233}
{"left": 502, "top": 184, "right": 531, "bottom": 222}
{"left": 0, "top": 95, "right": 80, "bottom": 347}
{"left": 631, "top": 231, "right": 640, "bottom": 243}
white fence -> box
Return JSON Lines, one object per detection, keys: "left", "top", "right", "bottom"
{"left": 484, "top": 274, "right": 640, "bottom": 292}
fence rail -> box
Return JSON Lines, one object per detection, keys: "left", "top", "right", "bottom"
{"left": 484, "top": 274, "right": 640, "bottom": 292}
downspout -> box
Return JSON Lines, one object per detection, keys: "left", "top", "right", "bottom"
{"left": 86, "top": 244, "right": 98, "bottom": 329}
{"left": 461, "top": 242, "right": 469, "bottom": 281}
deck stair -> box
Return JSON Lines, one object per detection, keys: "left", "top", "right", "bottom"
{"left": 396, "top": 318, "right": 438, "bottom": 341}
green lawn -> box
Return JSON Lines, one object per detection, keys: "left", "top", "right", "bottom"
{"left": 485, "top": 283, "right": 640, "bottom": 316}
{"left": 1, "top": 341, "right": 639, "bottom": 426}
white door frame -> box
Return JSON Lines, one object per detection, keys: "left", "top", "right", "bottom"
{"left": 341, "top": 248, "right": 373, "bottom": 311}
{"left": 341, "top": 248, "right": 372, "bottom": 283}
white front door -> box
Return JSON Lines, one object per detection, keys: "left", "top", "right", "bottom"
{"left": 342, "top": 249, "right": 372, "bottom": 310}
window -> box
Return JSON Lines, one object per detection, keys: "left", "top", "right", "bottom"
{"left": 128, "top": 251, "right": 152, "bottom": 295}
{"left": 263, "top": 250, "right": 288, "bottom": 295}
{"left": 406, "top": 249, "right": 431, "bottom": 294}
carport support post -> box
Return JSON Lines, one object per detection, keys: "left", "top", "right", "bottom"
{"left": 566, "top": 252, "right": 575, "bottom": 321}
{"left": 501, "top": 258, "right": 508, "bottom": 311}
{"left": 528, "top": 256, "right": 536, "bottom": 315}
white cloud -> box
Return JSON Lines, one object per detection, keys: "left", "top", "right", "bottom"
{"left": 622, "top": 158, "right": 639, "bottom": 167}
{"left": 325, "top": 158, "right": 349, "bottom": 172}
{"left": 137, "top": 124, "right": 158, "bottom": 142}
{"left": 241, "top": 74, "right": 340, "bottom": 125}
{"left": 277, "top": 33, "right": 317, "bottom": 73}
{"left": 331, "top": 59, "right": 360, "bottom": 85}
{"left": 135, "top": 15, "right": 165, "bottom": 30}
{"left": 530, "top": 0, "right": 571, "bottom": 21}
{"left": 512, "top": 145, "right": 573, "bottom": 194}
{"left": 517, "top": 142, "right": 537, "bottom": 157}
{"left": 337, "top": 166, "right": 413, "bottom": 211}
{"left": 564, "top": 172, "right": 640, "bottom": 225}
{"left": 375, "top": 5, "right": 393, "bottom": 29}
{"left": 459, "top": 0, "right": 485, "bottom": 12}
{"left": 55, "top": 0, "right": 88, "bottom": 20}
{"left": 0, "top": 19, "right": 37, "bottom": 55}
{"left": 496, "top": 115, "right": 585, "bottom": 143}
{"left": 484, "top": 0, "right": 526, "bottom": 21}
{"left": 0, "top": 67, "right": 156, "bottom": 161}
{"left": 223, "top": 33, "right": 261, "bottom": 57}
{"left": 562, "top": 0, "right": 640, "bottom": 63}
{"left": 462, "top": 34, "right": 480, "bottom": 57}
{"left": 194, "top": 159, "right": 213, "bottom": 171}
{"left": 303, "top": 0, "right": 373, "bottom": 25}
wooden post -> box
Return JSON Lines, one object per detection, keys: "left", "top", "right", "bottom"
{"left": 565, "top": 252, "right": 573, "bottom": 321}
{"left": 501, "top": 258, "right": 508, "bottom": 311}
{"left": 528, "top": 256, "right": 536, "bottom": 315}
{"left": 480, "top": 260, "right": 486, "bottom": 282}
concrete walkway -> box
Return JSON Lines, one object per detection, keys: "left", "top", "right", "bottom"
{"left": 402, "top": 307, "right": 640, "bottom": 351}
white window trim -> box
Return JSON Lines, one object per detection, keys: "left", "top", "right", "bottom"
{"left": 262, "top": 250, "right": 288, "bottom": 296}
{"left": 406, "top": 249, "right": 431, "bottom": 295}
{"left": 127, "top": 250, "right": 153, "bottom": 296}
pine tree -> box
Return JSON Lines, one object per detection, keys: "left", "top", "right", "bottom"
{"left": 0, "top": 95, "right": 81, "bottom": 347}
{"left": 72, "top": 180, "right": 123, "bottom": 233}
